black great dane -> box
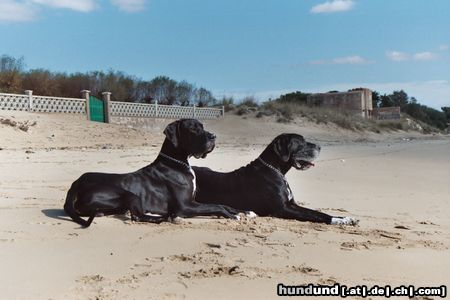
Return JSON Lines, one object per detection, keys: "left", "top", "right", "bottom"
{"left": 193, "top": 133, "right": 358, "bottom": 225}
{"left": 64, "top": 119, "right": 240, "bottom": 227}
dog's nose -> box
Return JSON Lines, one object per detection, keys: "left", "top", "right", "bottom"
{"left": 317, "top": 145, "right": 321, "bottom": 151}
{"left": 209, "top": 133, "right": 216, "bottom": 139}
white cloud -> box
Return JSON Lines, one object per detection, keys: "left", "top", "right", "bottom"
{"left": 0, "top": 0, "right": 144, "bottom": 22}
{"left": 386, "top": 51, "right": 409, "bottom": 62}
{"left": 387, "top": 50, "right": 439, "bottom": 62}
{"left": 310, "top": 55, "right": 372, "bottom": 65}
{"left": 413, "top": 52, "right": 437, "bottom": 61}
{"left": 311, "top": 0, "right": 355, "bottom": 14}
{"left": 0, "top": 1, "right": 36, "bottom": 22}
{"left": 111, "top": 0, "right": 145, "bottom": 12}
{"left": 30, "top": 0, "right": 97, "bottom": 12}
{"left": 333, "top": 55, "right": 370, "bottom": 64}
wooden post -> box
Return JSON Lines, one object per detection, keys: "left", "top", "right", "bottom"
{"left": 24, "top": 90, "right": 33, "bottom": 112}
{"left": 81, "top": 90, "right": 91, "bottom": 120}
{"left": 222, "top": 105, "right": 225, "bottom": 117}
{"left": 193, "top": 104, "right": 196, "bottom": 118}
{"left": 155, "top": 100, "right": 158, "bottom": 117}
{"left": 102, "top": 92, "right": 111, "bottom": 123}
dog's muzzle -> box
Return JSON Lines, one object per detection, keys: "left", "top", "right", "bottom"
{"left": 194, "top": 132, "right": 216, "bottom": 159}
{"left": 293, "top": 147, "right": 320, "bottom": 171}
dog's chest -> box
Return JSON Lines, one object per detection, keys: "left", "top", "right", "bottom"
{"left": 284, "top": 179, "right": 293, "bottom": 201}
{"left": 188, "top": 167, "right": 196, "bottom": 196}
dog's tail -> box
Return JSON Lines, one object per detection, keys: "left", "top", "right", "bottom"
{"left": 64, "top": 182, "right": 95, "bottom": 228}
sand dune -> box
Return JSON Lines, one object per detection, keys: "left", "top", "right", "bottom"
{"left": 0, "top": 111, "right": 449, "bottom": 299}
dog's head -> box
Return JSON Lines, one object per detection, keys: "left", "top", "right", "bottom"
{"left": 163, "top": 119, "right": 216, "bottom": 159}
{"left": 271, "top": 133, "right": 320, "bottom": 170}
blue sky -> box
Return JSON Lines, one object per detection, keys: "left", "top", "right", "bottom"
{"left": 1, "top": 0, "right": 449, "bottom": 109}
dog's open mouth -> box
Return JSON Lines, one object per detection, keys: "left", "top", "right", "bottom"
{"left": 294, "top": 160, "right": 315, "bottom": 170}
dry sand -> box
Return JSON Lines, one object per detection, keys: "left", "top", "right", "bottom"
{"left": 0, "top": 111, "right": 449, "bottom": 299}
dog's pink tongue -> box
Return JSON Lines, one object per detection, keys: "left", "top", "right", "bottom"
{"left": 309, "top": 162, "right": 315, "bottom": 167}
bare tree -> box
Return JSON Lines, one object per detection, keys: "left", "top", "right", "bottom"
{"left": 195, "top": 87, "right": 216, "bottom": 107}
{"left": 22, "top": 69, "right": 59, "bottom": 96}
{"left": 0, "top": 55, "right": 25, "bottom": 72}
{"left": 175, "top": 80, "right": 195, "bottom": 106}
{"left": 0, "top": 55, "right": 25, "bottom": 93}
{"left": 148, "top": 76, "right": 177, "bottom": 104}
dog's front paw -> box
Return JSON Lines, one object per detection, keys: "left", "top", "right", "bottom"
{"left": 245, "top": 211, "right": 258, "bottom": 219}
{"left": 331, "top": 216, "right": 359, "bottom": 226}
{"left": 233, "top": 214, "right": 241, "bottom": 221}
{"left": 169, "top": 216, "right": 184, "bottom": 224}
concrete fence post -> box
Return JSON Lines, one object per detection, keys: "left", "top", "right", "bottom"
{"left": 222, "top": 105, "right": 225, "bottom": 117}
{"left": 24, "top": 90, "right": 33, "bottom": 111}
{"left": 155, "top": 100, "right": 158, "bottom": 117}
{"left": 81, "top": 90, "right": 91, "bottom": 120}
{"left": 193, "top": 104, "right": 196, "bottom": 118}
{"left": 102, "top": 92, "right": 111, "bottom": 123}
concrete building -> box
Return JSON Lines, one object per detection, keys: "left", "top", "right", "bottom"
{"left": 373, "top": 107, "right": 401, "bottom": 120}
{"left": 307, "top": 88, "right": 373, "bottom": 118}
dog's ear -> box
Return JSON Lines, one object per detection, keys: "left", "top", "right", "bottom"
{"left": 163, "top": 120, "right": 180, "bottom": 147}
{"left": 273, "top": 135, "right": 292, "bottom": 162}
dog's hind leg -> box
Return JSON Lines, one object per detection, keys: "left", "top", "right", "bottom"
{"left": 78, "top": 185, "right": 167, "bottom": 224}
{"left": 123, "top": 193, "right": 167, "bottom": 224}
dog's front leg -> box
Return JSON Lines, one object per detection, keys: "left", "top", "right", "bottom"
{"left": 275, "top": 202, "right": 333, "bottom": 224}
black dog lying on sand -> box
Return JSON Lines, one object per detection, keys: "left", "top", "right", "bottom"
{"left": 193, "top": 133, "right": 358, "bottom": 225}
{"left": 64, "top": 119, "right": 240, "bottom": 227}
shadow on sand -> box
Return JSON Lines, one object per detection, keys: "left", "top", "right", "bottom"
{"left": 41, "top": 208, "right": 130, "bottom": 224}
{"left": 41, "top": 208, "right": 73, "bottom": 223}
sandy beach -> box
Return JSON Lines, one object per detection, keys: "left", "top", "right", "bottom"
{"left": 0, "top": 111, "right": 449, "bottom": 299}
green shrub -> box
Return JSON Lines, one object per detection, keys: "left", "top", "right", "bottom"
{"left": 277, "top": 91, "right": 310, "bottom": 105}
{"left": 237, "top": 96, "right": 259, "bottom": 108}
{"left": 403, "top": 103, "right": 447, "bottom": 130}
{"left": 218, "top": 96, "right": 235, "bottom": 112}
{"left": 236, "top": 106, "right": 249, "bottom": 116}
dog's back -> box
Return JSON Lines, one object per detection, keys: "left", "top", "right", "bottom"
{"left": 193, "top": 163, "right": 284, "bottom": 215}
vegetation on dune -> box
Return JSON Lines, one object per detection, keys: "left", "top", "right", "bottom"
{"left": 372, "top": 90, "right": 448, "bottom": 130}
{"left": 442, "top": 107, "right": 450, "bottom": 122}
{"left": 231, "top": 90, "right": 448, "bottom": 133}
